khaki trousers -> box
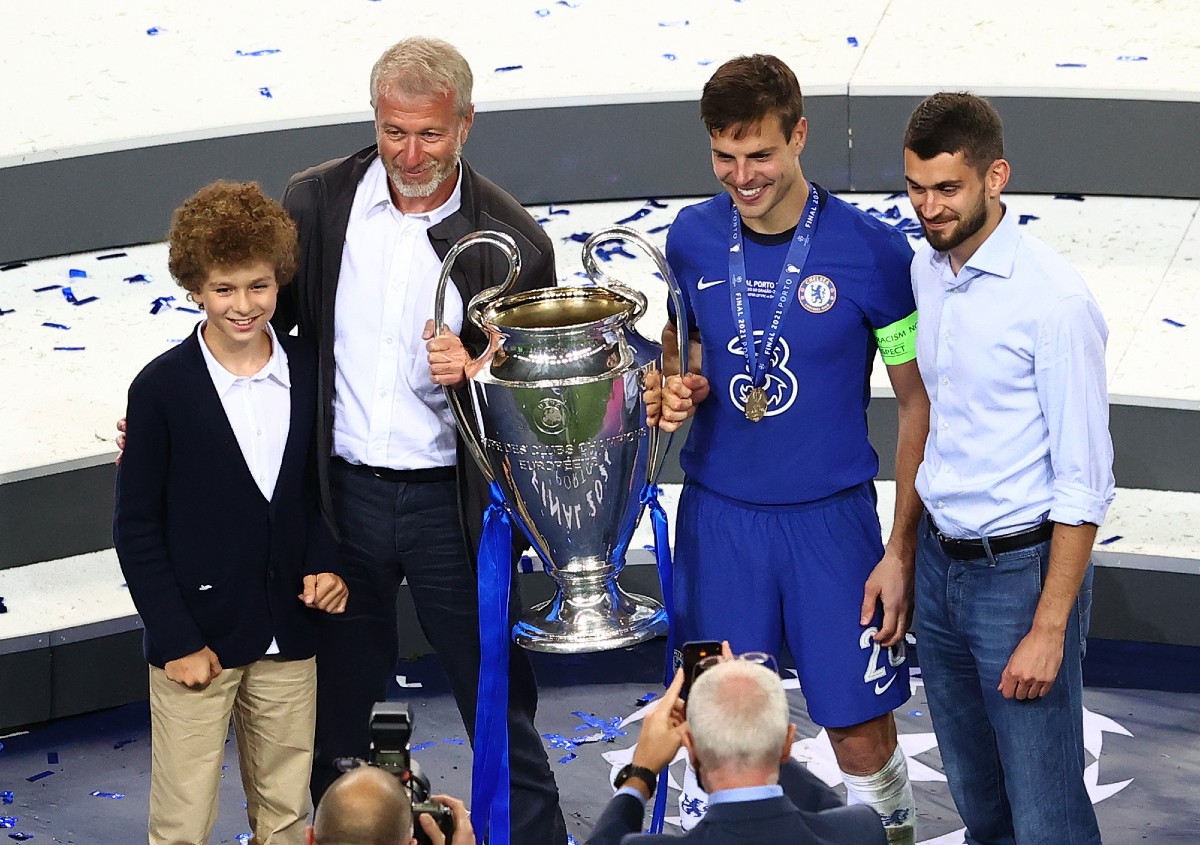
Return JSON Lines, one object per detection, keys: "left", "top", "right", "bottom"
{"left": 148, "top": 656, "right": 316, "bottom": 845}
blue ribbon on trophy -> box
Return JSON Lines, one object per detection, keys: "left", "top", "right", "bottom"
{"left": 434, "top": 226, "right": 689, "bottom": 845}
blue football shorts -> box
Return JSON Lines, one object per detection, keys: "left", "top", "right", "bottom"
{"left": 671, "top": 479, "right": 911, "bottom": 728}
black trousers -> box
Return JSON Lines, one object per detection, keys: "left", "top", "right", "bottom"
{"left": 311, "top": 460, "right": 566, "bottom": 845}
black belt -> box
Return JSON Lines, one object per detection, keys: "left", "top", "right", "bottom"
{"left": 335, "top": 457, "right": 455, "bottom": 483}
{"left": 934, "top": 521, "right": 1054, "bottom": 560}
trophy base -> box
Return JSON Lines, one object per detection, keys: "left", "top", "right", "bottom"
{"left": 513, "top": 576, "right": 667, "bottom": 654}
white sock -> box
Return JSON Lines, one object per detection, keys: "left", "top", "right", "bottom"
{"left": 841, "top": 746, "right": 915, "bottom": 841}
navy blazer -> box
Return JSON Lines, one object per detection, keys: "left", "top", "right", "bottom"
{"left": 114, "top": 329, "right": 339, "bottom": 669}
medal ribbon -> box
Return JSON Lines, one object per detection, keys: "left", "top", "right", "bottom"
{"left": 639, "top": 481, "right": 676, "bottom": 834}
{"left": 471, "top": 481, "right": 512, "bottom": 845}
{"left": 728, "top": 183, "right": 821, "bottom": 391}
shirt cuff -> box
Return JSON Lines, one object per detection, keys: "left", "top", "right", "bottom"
{"left": 1049, "top": 479, "right": 1114, "bottom": 527}
{"left": 616, "top": 786, "right": 649, "bottom": 808}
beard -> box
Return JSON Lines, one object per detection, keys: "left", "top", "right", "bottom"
{"left": 921, "top": 193, "right": 988, "bottom": 252}
{"left": 387, "top": 140, "right": 462, "bottom": 199}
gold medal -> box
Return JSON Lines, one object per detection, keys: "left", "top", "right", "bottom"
{"left": 744, "top": 385, "right": 767, "bottom": 422}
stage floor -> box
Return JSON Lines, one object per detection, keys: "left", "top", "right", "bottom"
{"left": 0, "top": 641, "right": 1195, "bottom": 845}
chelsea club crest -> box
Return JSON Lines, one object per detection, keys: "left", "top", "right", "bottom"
{"left": 799, "top": 275, "right": 837, "bottom": 313}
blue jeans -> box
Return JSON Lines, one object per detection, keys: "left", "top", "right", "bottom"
{"left": 915, "top": 516, "right": 1100, "bottom": 845}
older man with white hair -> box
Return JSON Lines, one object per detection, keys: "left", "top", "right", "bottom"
{"left": 587, "top": 657, "right": 887, "bottom": 845}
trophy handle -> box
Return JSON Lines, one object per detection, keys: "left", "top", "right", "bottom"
{"left": 433, "top": 230, "right": 523, "bottom": 485}
{"left": 581, "top": 225, "right": 690, "bottom": 483}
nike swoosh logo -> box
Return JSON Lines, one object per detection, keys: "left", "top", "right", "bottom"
{"left": 696, "top": 276, "right": 727, "bottom": 290}
{"left": 875, "top": 673, "right": 897, "bottom": 695}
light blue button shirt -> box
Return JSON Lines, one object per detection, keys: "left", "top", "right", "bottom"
{"left": 912, "top": 206, "right": 1115, "bottom": 538}
{"left": 615, "top": 782, "right": 782, "bottom": 809}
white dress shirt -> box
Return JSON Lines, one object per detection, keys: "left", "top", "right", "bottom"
{"left": 198, "top": 320, "right": 291, "bottom": 654}
{"left": 912, "top": 206, "right": 1115, "bottom": 539}
{"left": 331, "top": 158, "right": 465, "bottom": 470}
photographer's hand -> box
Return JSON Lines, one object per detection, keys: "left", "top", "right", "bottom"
{"left": 419, "top": 795, "right": 474, "bottom": 845}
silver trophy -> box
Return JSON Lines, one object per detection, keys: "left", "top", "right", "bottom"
{"left": 433, "top": 226, "right": 687, "bottom": 653}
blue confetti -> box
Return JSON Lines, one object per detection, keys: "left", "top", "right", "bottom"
{"left": 697, "top": 59, "right": 714, "bottom": 66}
{"left": 1018, "top": 214, "right": 1040, "bottom": 225}
{"left": 113, "top": 739, "right": 137, "bottom": 749}
{"left": 567, "top": 836, "right": 580, "bottom": 845}
{"left": 1055, "top": 63, "right": 1087, "bottom": 68}
{"left": 1, "top": 262, "right": 28, "bottom": 271}
{"left": 886, "top": 191, "right": 907, "bottom": 200}
{"left": 0, "top": 309, "right": 13, "bottom": 317}
{"left": 0, "top": 819, "right": 14, "bottom": 829}
{"left": 535, "top": 8, "right": 550, "bottom": 16}
{"left": 69, "top": 269, "right": 87, "bottom": 278}
{"left": 146, "top": 26, "right": 165, "bottom": 35}
{"left": 658, "top": 19, "right": 688, "bottom": 27}
{"left": 442, "top": 738, "right": 465, "bottom": 745}
{"left": 646, "top": 198, "right": 668, "bottom": 209}
{"left": 0, "top": 794, "right": 11, "bottom": 805}
{"left": 9, "top": 834, "right": 34, "bottom": 841}
{"left": 1054, "top": 194, "right": 1085, "bottom": 201}
{"left": 542, "top": 734, "right": 578, "bottom": 750}
{"left": 42, "top": 322, "right": 69, "bottom": 330}
{"left": 556, "top": 0, "right": 580, "bottom": 6}
{"left": 662, "top": 53, "right": 677, "bottom": 61}
{"left": 642, "top": 544, "right": 655, "bottom": 551}
{"left": 519, "top": 555, "right": 534, "bottom": 574}
{"left": 636, "top": 692, "right": 658, "bottom": 706}
{"left": 571, "top": 711, "right": 626, "bottom": 742}
{"left": 33, "top": 285, "right": 61, "bottom": 292}
{"left": 61, "top": 288, "right": 98, "bottom": 306}
{"left": 237, "top": 835, "right": 251, "bottom": 845}
{"left": 150, "top": 295, "right": 176, "bottom": 315}
{"left": 176, "top": 307, "right": 201, "bottom": 314}
{"left": 535, "top": 217, "right": 551, "bottom": 225}
{"left": 259, "top": 87, "right": 273, "bottom": 98}
{"left": 46, "top": 753, "right": 57, "bottom": 765}
{"left": 847, "top": 36, "right": 859, "bottom": 46}
{"left": 495, "top": 65, "right": 524, "bottom": 73}
{"left": 558, "top": 753, "right": 577, "bottom": 764}
{"left": 547, "top": 205, "right": 570, "bottom": 216}
{"left": 89, "top": 791, "right": 124, "bottom": 799}
{"left": 54, "top": 347, "right": 86, "bottom": 352}
{"left": 908, "top": 710, "right": 924, "bottom": 717}
{"left": 596, "top": 244, "right": 637, "bottom": 262}
{"left": 25, "top": 772, "right": 52, "bottom": 783}
{"left": 1116, "top": 55, "right": 1148, "bottom": 62}
{"left": 1098, "top": 535, "right": 1123, "bottom": 545}
{"left": 1163, "top": 318, "right": 1186, "bottom": 328}
{"left": 648, "top": 224, "right": 671, "bottom": 234}
{"left": 617, "top": 208, "right": 652, "bottom": 225}
{"left": 565, "top": 232, "right": 593, "bottom": 244}
{"left": 0, "top": 598, "right": 6, "bottom": 613}
{"left": 125, "top": 273, "right": 152, "bottom": 283}
{"left": 97, "top": 252, "right": 127, "bottom": 260}
{"left": 411, "top": 742, "right": 437, "bottom": 752}
{"left": 236, "top": 49, "right": 281, "bottom": 57}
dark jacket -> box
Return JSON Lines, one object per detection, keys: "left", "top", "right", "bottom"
{"left": 273, "top": 147, "right": 555, "bottom": 553}
{"left": 114, "top": 331, "right": 338, "bottom": 668}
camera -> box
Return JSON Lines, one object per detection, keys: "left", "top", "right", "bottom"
{"left": 369, "top": 702, "right": 455, "bottom": 845}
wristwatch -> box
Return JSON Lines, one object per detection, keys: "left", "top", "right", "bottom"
{"left": 613, "top": 763, "right": 658, "bottom": 798}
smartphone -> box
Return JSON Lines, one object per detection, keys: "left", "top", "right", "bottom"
{"left": 679, "top": 640, "right": 722, "bottom": 700}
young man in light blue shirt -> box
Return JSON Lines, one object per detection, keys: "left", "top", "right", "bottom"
{"left": 904, "top": 92, "right": 1114, "bottom": 845}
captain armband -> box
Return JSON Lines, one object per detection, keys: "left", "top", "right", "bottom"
{"left": 874, "top": 311, "right": 918, "bottom": 365}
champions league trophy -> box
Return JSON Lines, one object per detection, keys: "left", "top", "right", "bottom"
{"left": 433, "top": 226, "right": 687, "bottom": 653}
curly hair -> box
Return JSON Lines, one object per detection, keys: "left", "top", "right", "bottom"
{"left": 167, "top": 180, "right": 297, "bottom": 293}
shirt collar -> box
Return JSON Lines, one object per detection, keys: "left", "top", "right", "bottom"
{"left": 706, "top": 784, "right": 784, "bottom": 805}
{"left": 197, "top": 320, "right": 290, "bottom": 396}
{"left": 930, "top": 202, "right": 1018, "bottom": 290}
{"left": 361, "top": 156, "right": 463, "bottom": 225}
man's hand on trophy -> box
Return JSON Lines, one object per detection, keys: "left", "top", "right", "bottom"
{"left": 658, "top": 373, "right": 710, "bottom": 432}
{"left": 424, "top": 319, "right": 470, "bottom": 387}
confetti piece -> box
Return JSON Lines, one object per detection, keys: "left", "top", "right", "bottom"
{"left": 124, "top": 273, "right": 152, "bottom": 283}
{"left": 42, "top": 322, "right": 69, "bottom": 330}
{"left": 596, "top": 244, "right": 636, "bottom": 262}
{"left": 89, "top": 792, "right": 124, "bottom": 799}
{"left": 1053, "top": 194, "right": 1085, "bottom": 201}
{"left": 662, "top": 53, "right": 677, "bottom": 61}
{"left": 54, "top": 347, "right": 86, "bottom": 352}
{"left": 9, "top": 832, "right": 34, "bottom": 841}
{"left": 97, "top": 252, "right": 127, "bottom": 260}
{"left": 1116, "top": 55, "right": 1147, "bottom": 62}
{"left": 0, "top": 309, "right": 13, "bottom": 317}
{"left": 557, "top": 0, "right": 580, "bottom": 6}
{"left": 648, "top": 224, "right": 670, "bottom": 234}
{"left": 547, "top": 205, "right": 570, "bottom": 216}
{"left": 0, "top": 819, "right": 14, "bottom": 829}
{"left": 442, "top": 738, "right": 465, "bottom": 745}
{"left": 175, "top": 307, "right": 201, "bottom": 314}
{"left": 69, "top": 269, "right": 87, "bottom": 278}
{"left": 1, "top": 262, "right": 28, "bottom": 271}
{"left": 33, "top": 285, "right": 61, "bottom": 292}
{"left": 558, "top": 753, "right": 577, "bottom": 763}
{"left": 542, "top": 734, "right": 578, "bottom": 750}
{"left": 259, "top": 87, "right": 273, "bottom": 98}
{"left": 1097, "top": 535, "right": 1123, "bottom": 545}
{"left": 908, "top": 710, "right": 924, "bottom": 717}
{"left": 236, "top": 49, "right": 281, "bottom": 57}
{"left": 0, "top": 598, "right": 6, "bottom": 614}
{"left": 658, "top": 19, "right": 689, "bottom": 27}
{"left": 1055, "top": 62, "right": 1087, "bottom": 68}
{"left": 411, "top": 742, "right": 437, "bottom": 752}
{"left": 0, "top": 794, "right": 11, "bottom": 805}
{"left": 536, "top": 9, "right": 550, "bottom": 17}
{"left": 150, "top": 295, "right": 176, "bottom": 315}
{"left": 495, "top": 65, "right": 523, "bottom": 73}
{"left": 1162, "top": 318, "right": 1186, "bottom": 328}
{"left": 146, "top": 26, "right": 165, "bottom": 35}
{"left": 25, "top": 772, "right": 52, "bottom": 783}
{"left": 636, "top": 692, "right": 658, "bottom": 706}
{"left": 519, "top": 555, "right": 535, "bottom": 574}
{"left": 1018, "top": 214, "right": 1040, "bottom": 225}
{"left": 565, "top": 232, "right": 593, "bottom": 244}
{"left": 237, "top": 835, "right": 251, "bottom": 845}
{"left": 616, "top": 208, "right": 652, "bottom": 225}
{"left": 847, "top": 36, "right": 859, "bottom": 46}
{"left": 46, "top": 753, "right": 57, "bottom": 765}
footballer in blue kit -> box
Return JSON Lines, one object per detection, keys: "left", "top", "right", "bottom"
{"left": 648, "top": 55, "right": 930, "bottom": 844}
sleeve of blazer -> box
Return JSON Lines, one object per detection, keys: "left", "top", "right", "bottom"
{"left": 779, "top": 758, "right": 844, "bottom": 812}
{"left": 275, "top": 174, "right": 320, "bottom": 335}
{"left": 302, "top": 436, "right": 340, "bottom": 577}
{"left": 113, "top": 372, "right": 207, "bottom": 662}
{"left": 585, "top": 793, "right": 646, "bottom": 845}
